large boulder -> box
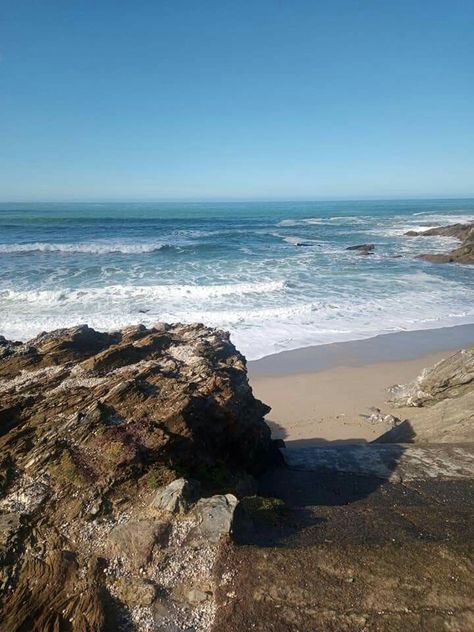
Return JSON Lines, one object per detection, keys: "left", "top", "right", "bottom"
{"left": 0, "top": 323, "right": 274, "bottom": 631}
{"left": 0, "top": 323, "right": 274, "bottom": 475}
{"left": 388, "top": 348, "right": 474, "bottom": 407}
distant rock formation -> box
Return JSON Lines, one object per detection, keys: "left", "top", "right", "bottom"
{"left": 405, "top": 222, "right": 474, "bottom": 264}
{"left": 0, "top": 323, "right": 275, "bottom": 631}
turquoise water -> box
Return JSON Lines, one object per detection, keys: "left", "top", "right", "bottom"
{"left": 1, "top": 200, "right": 473, "bottom": 359}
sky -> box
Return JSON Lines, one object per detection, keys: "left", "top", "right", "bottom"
{"left": 1, "top": 0, "right": 473, "bottom": 201}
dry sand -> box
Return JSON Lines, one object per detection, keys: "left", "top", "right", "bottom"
{"left": 248, "top": 324, "right": 474, "bottom": 446}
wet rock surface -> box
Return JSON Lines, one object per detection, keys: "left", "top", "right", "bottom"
{"left": 405, "top": 221, "right": 474, "bottom": 264}
{"left": 0, "top": 323, "right": 275, "bottom": 631}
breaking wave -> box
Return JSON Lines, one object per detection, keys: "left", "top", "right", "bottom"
{"left": 0, "top": 241, "right": 175, "bottom": 255}
{"left": 0, "top": 280, "right": 286, "bottom": 305}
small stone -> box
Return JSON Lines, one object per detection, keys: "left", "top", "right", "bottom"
{"left": 185, "top": 588, "right": 211, "bottom": 604}
{"left": 151, "top": 478, "right": 201, "bottom": 514}
{"left": 87, "top": 497, "right": 103, "bottom": 517}
{"left": 114, "top": 577, "right": 156, "bottom": 607}
{"left": 188, "top": 494, "right": 238, "bottom": 544}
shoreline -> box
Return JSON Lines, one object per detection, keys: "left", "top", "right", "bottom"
{"left": 248, "top": 323, "right": 474, "bottom": 376}
{"left": 248, "top": 323, "right": 474, "bottom": 446}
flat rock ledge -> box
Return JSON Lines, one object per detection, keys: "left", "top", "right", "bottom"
{"left": 0, "top": 323, "right": 276, "bottom": 632}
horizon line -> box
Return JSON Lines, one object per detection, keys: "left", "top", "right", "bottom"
{"left": 1, "top": 194, "right": 474, "bottom": 205}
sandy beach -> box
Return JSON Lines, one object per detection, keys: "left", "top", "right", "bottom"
{"left": 248, "top": 324, "right": 474, "bottom": 446}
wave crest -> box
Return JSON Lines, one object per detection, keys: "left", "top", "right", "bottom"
{"left": 0, "top": 241, "right": 173, "bottom": 255}
{"left": 0, "top": 280, "right": 286, "bottom": 304}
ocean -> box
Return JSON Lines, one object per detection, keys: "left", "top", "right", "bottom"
{"left": 1, "top": 199, "right": 473, "bottom": 360}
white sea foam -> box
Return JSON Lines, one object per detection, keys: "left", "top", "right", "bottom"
{"left": 282, "top": 236, "right": 318, "bottom": 246}
{"left": 277, "top": 219, "right": 300, "bottom": 227}
{"left": 2, "top": 286, "right": 473, "bottom": 360}
{"left": 0, "top": 241, "right": 174, "bottom": 255}
{"left": 368, "top": 225, "right": 442, "bottom": 237}
{"left": 378, "top": 214, "right": 474, "bottom": 237}
{"left": 307, "top": 215, "right": 369, "bottom": 225}
{"left": 277, "top": 216, "right": 370, "bottom": 228}
{"left": 0, "top": 280, "right": 286, "bottom": 305}
{"left": 412, "top": 212, "right": 474, "bottom": 223}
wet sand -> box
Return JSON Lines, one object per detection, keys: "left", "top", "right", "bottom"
{"left": 248, "top": 324, "right": 474, "bottom": 445}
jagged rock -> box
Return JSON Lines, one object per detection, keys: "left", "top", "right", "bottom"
{"left": 1, "top": 540, "right": 107, "bottom": 632}
{"left": 189, "top": 494, "right": 238, "bottom": 544}
{"left": 417, "top": 239, "right": 474, "bottom": 264}
{"left": 0, "top": 323, "right": 274, "bottom": 630}
{"left": 405, "top": 223, "right": 473, "bottom": 240}
{"left": 388, "top": 348, "right": 474, "bottom": 407}
{"left": 346, "top": 243, "right": 375, "bottom": 255}
{"left": 0, "top": 512, "right": 21, "bottom": 558}
{"left": 0, "top": 323, "right": 273, "bottom": 474}
{"left": 0, "top": 475, "right": 51, "bottom": 515}
{"left": 405, "top": 222, "right": 474, "bottom": 264}
{"left": 151, "top": 478, "right": 201, "bottom": 514}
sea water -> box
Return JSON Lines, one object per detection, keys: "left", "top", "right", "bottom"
{"left": 1, "top": 199, "right": 473, "bottom": 360}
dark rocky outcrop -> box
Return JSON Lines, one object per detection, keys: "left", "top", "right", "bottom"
{"left": 405, "top": 222, "right": 474, "bottom": 264}
{"left": 0, "top": 323, "right": 275, "bottom": 631}
{"left": 405, "top": 223, "right": 473, "bottom": 240}
{"left": 417, "top": 239, "right": 474, "bottom": 264}
{"left": 346, "top": 243, "right": 375, "bottom": 255}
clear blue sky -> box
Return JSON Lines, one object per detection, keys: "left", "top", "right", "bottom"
{"left": 1, "top": 0, "right": 473, "bottom": 201}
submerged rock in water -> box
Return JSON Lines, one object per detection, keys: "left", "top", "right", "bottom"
{"left": 346, "top": 243, "right": 375, "bottom": 255}
{"left": 0, "top": 323, "right": 275, "bottom": 631}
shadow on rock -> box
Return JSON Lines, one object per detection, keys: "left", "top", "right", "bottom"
{"left": 231, "top": 422, "right": 411, "bottom": 548}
